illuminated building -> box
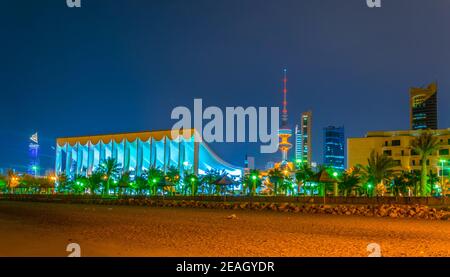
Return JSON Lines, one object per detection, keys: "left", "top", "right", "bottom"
{"left": 244, "top": 155, "right": 255, "bottom": 173}
{"left": 278, "top": 69, "right": 292, "bottom": 163}
{"left": 299, "top": 111, "right": 312, "bottom": 164}
{"left": 55, "top": 129, "right": 242, "bottom": 179}
{"left": 348, "top": 129, "right": 449, "bottom": 178}
{"left": 28, "top": 132, "right": 40, "bottom": 176}
{"left": 323, "top": 126, "right": 345, "bottom": 170}
{"left": 410, "top": 82, "right": 438, "bottom": 130}
{"left": 295, "top": 124, "right": 302, "bottom": 162}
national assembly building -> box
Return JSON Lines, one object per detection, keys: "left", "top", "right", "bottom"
{"left": 55, "top": 129, "right": 242, "bottom": 179}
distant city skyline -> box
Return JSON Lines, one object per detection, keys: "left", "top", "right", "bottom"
{"left": 1, "top": 0, "right": 449, "bottom": 171}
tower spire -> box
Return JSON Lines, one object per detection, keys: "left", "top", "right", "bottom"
{"left": 278, "top": 68, "right": 292, "bottom": 163}
{"left": 282, "top": 68, "right": 288, "bottom": 128}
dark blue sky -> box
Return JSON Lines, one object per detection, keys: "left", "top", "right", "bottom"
{"left": 1, "top": 0, "right": 449, "bottom": 172}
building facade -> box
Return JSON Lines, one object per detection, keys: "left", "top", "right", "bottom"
{"left": 28, "top": 132, "right": 40, "bottom": 176}
{"left": 323, "top": 126, "right": 345, "bottom": 170}
{"left": 299, "top": 111, "right": 312, "bottom": 164}
{"left": 410, "top": 82, "right": 438, "bottom": 130}
{"left": 348, "top": 129, "right": 449, "bottom": 179}
{"left": 295, "top": 124, "right": 301, "bottom": 162}
{"left": 55, "top": 129, "right": 242, "bottom": 179}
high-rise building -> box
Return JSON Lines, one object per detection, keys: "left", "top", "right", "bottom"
{"left": 244, "top": 155, "right": 255, "bottom": 173}
{"left": 323, "top": 126, "right": 345, "bottom": 170}
{"left": 278, "top": 69, "right": 292, "bottom": 162}
{"left": 299, "top": 111, "right": 312, "bottom": 164}
{"left": 410, "top": 82, "right": 438, "bottom": 130}
{"left": 295, "top": 124, "right": 302, "bottom": 162}
{"left": 28, "top": 132, "right": 40, "bottom": 176}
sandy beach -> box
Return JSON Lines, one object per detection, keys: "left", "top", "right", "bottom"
{"left": 0, "top": 201, "right": 449, "bottom": 257}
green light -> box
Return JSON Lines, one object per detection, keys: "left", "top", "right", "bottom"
{"left": 296, "top": 159, "right": 302, "bottom": 164}
{"left": 440, "top": 159, "right": 446, "bottom": 163}
{"left": 152, "top": 179, "right": 157, "bottom": 183}
{"left": 251, "top": 175, "right": 257, "bottom": 180}
{"left": 333, "top": 172, "right": 338, "bottom": 177}
{"left": 191, "top": 178, "right": 195, "bottom": 182}
{"left": 76, "top": 181, "right": 80, "bottom": 185}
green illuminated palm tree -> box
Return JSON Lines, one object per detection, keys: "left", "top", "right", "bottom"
{"left": 0, "top": 174, "right": 7, "bottom": 192}
{"left": 87, "top": 171, "right": 103, "bottom": 195}
{"left": 295, "top": 163, "right": 314, "bottom": 196}
{"left": 134, "top": 175, "right": 147, "bottom": 195}
{"left": 360, "top": 150, "right": 396, "bottom": 195}
{"left": 98, "top": 157, "right": 121, "bottom": 195}
{"left": 411, "top": 132, "right": 441, "bottom": 196}
{"left": 147, "top": 167, "right": 164, "bottom": 195}
{"left": 338, "top": 167, "right": 361, "bottom": 197}
{"left": 183, "top": 173, "right": 199, "bottom": 196}
{"left": 242, "top": 169, "right": 261, "bottom": 196}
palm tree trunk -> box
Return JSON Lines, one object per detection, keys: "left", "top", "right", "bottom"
{"left": 421, "top": 160, "right": 428, "bottom": 197}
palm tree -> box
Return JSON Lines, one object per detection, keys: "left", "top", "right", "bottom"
{"left": 242, "top": 169, "right": 262, "bottom": 196}
{"left": 147, "top": 167, "right": 164, "bottom": 195}
{"left": 295, "top": 163, "right": 314, "bottom": 196}
{"left": 134, "top": 175, "right": 147, "bottom": 195}
{"left": 201, "top": 169, "right": 220, "bottom": 195}
{"left": 338, "top": 167, "right": 361, "bottom": 197}
{"left": 392, "top": 172, "right": 409, "bottom": 197}
{"left": 183, "top": 173, "right": 199, "bottom": 196}
{"left": 268, "top": 168, "right": 284, "bottom": 196}
{"left": 0, "top": 174, "right": 7, "bottom": 192}
{"left": 117, "top": 171, "right": 131, "bottom": 195}
{"left": 87, "top": 171, "right": 103, "bottom": 195}
{"left": 360, "top": 150, "right": 396, "bottom": 196}
{"left": 165, "top": 166, "right": 181, "bottom": 196}
{"left": 7, "top": 169, "right": 19, "bottom": 193}
{"left": 428, "top": 171, "right": 440, "bottom": 196}
{"left": 411, "top": 132, "right": 441, "bottom": 196}
{"left": 98, "top": 157, "right": 121, "bottom": 195}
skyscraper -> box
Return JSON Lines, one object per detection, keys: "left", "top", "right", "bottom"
{"left": 295, "top": 124, "right": 302, "bottom": 162}
{"left": 300, "top": 111, "right": 312, "bottom": 164}
{"left": 410, "top": 82, "right": 438, "bottom": 130}
{"left": 323, "top": 126, "right": 345, "bottom": 170}
{"left": 28, "top": 132, "right": 40, "bottom": 176}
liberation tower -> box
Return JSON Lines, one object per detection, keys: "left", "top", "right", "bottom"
{"left": 278, "top": 69, "right": 292, "bottom": 162}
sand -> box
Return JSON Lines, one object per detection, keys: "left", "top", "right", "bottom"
{"left": 0, "top": 201, "right": 449, "bottom": 257}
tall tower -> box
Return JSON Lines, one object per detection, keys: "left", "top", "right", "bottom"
{"left": 300, "top": 111, "right": 312, "bottom": 164}
{"left": 410, "top": 82, "right": 438, "bottom": 130}
{"left": 28, "top": 132, "right": 40, "bottom": 176}
{"left": 278, "top": 69, "right": 292, "bottom": 162}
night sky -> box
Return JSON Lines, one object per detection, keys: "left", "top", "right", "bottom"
{"left": 1, "top": 0, "right": 449, "bottom": 172}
